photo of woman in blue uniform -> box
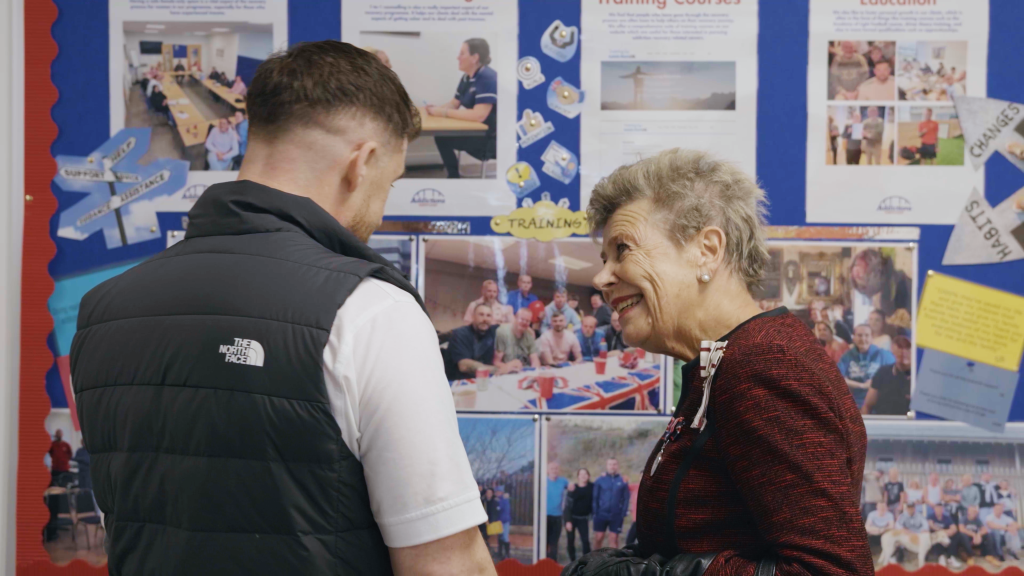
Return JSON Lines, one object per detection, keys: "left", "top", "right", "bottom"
{"left": 424, "top": 38, "right": 498, "bottom": 178}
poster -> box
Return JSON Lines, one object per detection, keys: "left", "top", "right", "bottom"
{"left": 108, "top": 0, "right": 288, "bottom": 185}
{"left": 806, "top": 0, "right": 989, "bottom": 224}
{"left": 540, "top": 416, "right": 668, "bottom": 564}
{"left": 579, "top": 0, "right": 759, "bottom": 209}
{"left": 457, "top": 415, "right": 539, "bottom": 565}
{"left": 861, "top": 420, "right": 1024, "bottom": 571}
{"left": 422, "top": 237, "right": 665, "bottom": 412}
{"left": 342, "top": 0, "right": 519, "bottom": 216}
{"left": 751, "top": 241, "right": 917, "bottom": 415}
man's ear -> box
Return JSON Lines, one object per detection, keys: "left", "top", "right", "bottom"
{"left": 342, "top": 140, "right": 380, "bottom": 195}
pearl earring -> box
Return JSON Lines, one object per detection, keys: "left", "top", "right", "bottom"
{"left": 700, "top": 273, "right": 711, "bottom": 283}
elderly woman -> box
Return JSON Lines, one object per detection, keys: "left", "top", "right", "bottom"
{"left": 564, "top": 150, "right": 873, "bottom": 576}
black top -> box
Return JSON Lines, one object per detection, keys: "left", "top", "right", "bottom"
{"left": 567, "top": 482, "right": 594, "bottom": 518}
{"left": 72, "top": 181, "right": 418, "bottom": 575}
{"left": 448, "top": 324, "right": 498, "bottom": 379}
{"left": 869, "top": 363, "right": 910, "bottom": 415}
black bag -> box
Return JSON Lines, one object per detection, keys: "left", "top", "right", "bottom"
{"left": 561, "top": 410, "right": 777, "bottom": 576}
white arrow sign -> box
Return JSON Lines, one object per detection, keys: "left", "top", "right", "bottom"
{"left": 76, "top": 169, "right": 171, "bottom": 226}
{"left": 59, "top": 166, "right": 142, "bottom": 184}
{"left": 104, "top": 136, "right": 136, "bottom": 167}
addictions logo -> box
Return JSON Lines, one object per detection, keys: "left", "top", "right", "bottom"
{"left": 877, "top": 196, "right": 912, "bottom": 215}
{"left": 411, "top": 188, "right": 445, "bottom": 207}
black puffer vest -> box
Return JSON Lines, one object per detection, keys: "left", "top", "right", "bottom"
{"left": 71, "top": 181, "right": 420, "bottom": 575}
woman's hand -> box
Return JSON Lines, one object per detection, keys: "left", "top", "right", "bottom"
{"left": 425, "top": 105, "right": 441, "bottom": 117}
{"left": 566, "top": 521, "right": 573, "bottom": 532}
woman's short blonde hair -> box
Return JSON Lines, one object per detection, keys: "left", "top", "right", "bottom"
{"left": 587, "top": 149, "right": 770, "bottom": 291}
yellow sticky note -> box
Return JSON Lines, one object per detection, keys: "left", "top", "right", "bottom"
{"left": 489, "top": 200, "right": 589, "bottom": 241}
{"left": 917, "top": 272, "right": 1024, "bottom": 371}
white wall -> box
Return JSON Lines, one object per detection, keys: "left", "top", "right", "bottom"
{"left": 1, "top": 0, "right": 25, "bottom": 574}
{"left": 358, "top": 31, "right": 465, "bottom": 105}
{"left": 237, "top": 32, "right": 273, "bottom": 60}
{"left": 123, "top": 33, "right": 210, "bottom": 73}
{"left": 209, "top": 33, "right": 239, "bottom": 79}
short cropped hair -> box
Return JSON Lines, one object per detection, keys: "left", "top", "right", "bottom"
{"left": 588, "top": 149, "right": 770, "bottom": 291}
{"left": 892, "top": 335, "right": 911, "bottom": 350}
{"left": 247, "top": 41, "right": 420, "bottom": 143}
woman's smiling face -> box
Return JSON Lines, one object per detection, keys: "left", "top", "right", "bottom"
{"left": 593, "top": 199, "right": 697, "bottom": 353}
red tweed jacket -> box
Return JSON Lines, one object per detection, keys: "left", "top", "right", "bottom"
{"left": 635, "top": 308, "right": 874, "bottom": 576}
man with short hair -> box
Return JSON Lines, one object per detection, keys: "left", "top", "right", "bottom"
{"left": 575, "top": 316, "right": 605, "bottom": 362}
{"left": 174, "top": 59, "right": 186, "bottom": 84}
{"left": 537, "top": 312, "right": 582, "bottom": 366}
{"left": 205, "top": 117, "right": 239, "bottom": 171}
{"left": 880, "top": 501, "right": 933, "bottom": 568}
{"left": 604, "top": 311, "right": 627, "bottom": 352}
{"left": 861, "top": 106, "right": 885, "bottom": 165}
{"left": 542, "top": 288, "right": 581, "bottom": 332}
{"left": 978, "top": 473, "right": 999, "bottom": 520}
{"left": 883, "top": 467, "right": 906, "bottom": 515}
{"left": 72, "top": 41, "right": 494, "bottom": 575}
{"left": 955, "top": 506, "right": 986, "bottom": 566}
{"left": 506, "top": 274, "right": 537, "bottom": 314}
{"left": 590, "top": 293, "right": 612, "bottom": 328}
{"left": 231, "top": 110, "right": 249, "bottom": 170}
{"left": 464, "top": 280, "right": 514, "bottom": 326}
{"left": 927, "top": 503, "right": 961, "bottom": 568}
{"left": 865, "top": 501, "right": 895, "bottom": 538}
{"left": 830, "top": 40, "right": 870, "bottom": 100}
{"left": 450, "top": 304, "right": 501, "bottom": 379}
{"left": 961, "top": 474, "right": 982, "bottom": 518}
{"left": 546, "top": 463, "right": 570, "bottom": 560}
{"left": 47, "top": 429, "right": 72, "bottom": 486}
{"left": 592, "top": 458, "right": 630, "bottom": 549}
{"left": 862, "top": 335, "right": 912, "bottom": 416}
{"left": 839, "top": 324, "right": 895, "bottom": 408}
{"left": 985, "top": 503, "right": 1020, "bottom": 563}
{"left": 857, "top": 60, "right": 896, "bottom": 101}
{"left": 494, "top": 308, "right": 541, "bottom": 373}
{"left": 919, "top": 108, "right": 940, "bottom": 166}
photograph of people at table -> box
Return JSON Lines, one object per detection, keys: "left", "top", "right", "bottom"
{"left": 357, "top": 32, "right": 498, "bottom": 179}
{"left": 119, "top": 22, "right": 268, "bottom": 171}
{"left": 424, "top": 237, "right": 664, "bottom": 412}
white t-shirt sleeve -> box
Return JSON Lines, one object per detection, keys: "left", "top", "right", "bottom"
{"left": 323, "top": 278, "right": 486, "bottom": 548}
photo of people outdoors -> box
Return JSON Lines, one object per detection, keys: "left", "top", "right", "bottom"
{"left": 750, "top": 242, "right": 915, "bottom": 415}
{"left": 120, "top": 22, "right": 270, "bottom": 170}
{"left": 458, "top": 415, "right": 538, "bottom": 565}
{"left": 861, "top": 424, "right": 1024, "bottom": 571}
{"left": 827, "top": 41, "right": 896, "bottom": 101}
{"left": 423, "top": 237, "right": 664, "bottom": 412}
{"left": 358, "top": 32, "right": 497, "bottom": 179}
{"left": 897, "top": 107, "right": 965, "bottom": 166}
{"left": 600, "top": 61, "right": 736, "bottom": 111}
{"left": 42, "top": 415, "right": 105, "bottom": 565}
{"left": 897, "top": 41, "right": 968, "bottom": 101}
{"left": 542, "top": 417, "right": 667, "bottom": 564}
{"left": 826, "top": 105, "right": 896, "bottom": 166}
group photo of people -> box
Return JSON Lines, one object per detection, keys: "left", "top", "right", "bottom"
{"left": 542, "top": 417, "right": 664, "bottom": 565}
{"left": 120, "top": 22, "right": 270, "bottom": 170}
{"left": 358, "top": 31, "right": 499, "bottom": 179}
{"left": 457, "top": 416, "right": 537, "bottom": 565}
{"left": 861, "top": 425, "right": 1024, "bottom": 570}
{"left": 825, "top": 39, "right": 965, "bottom": 168}
{"left": 748, "top": 243, "right": 916, "bottom": 416}
{"left": 424, "top": 237, "right": 663, "bottom": 412}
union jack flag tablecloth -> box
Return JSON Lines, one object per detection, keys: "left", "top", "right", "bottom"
{"left": 450, "top": 358, "right": 663, "bottom": 412}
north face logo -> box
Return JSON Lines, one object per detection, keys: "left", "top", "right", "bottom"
{"left": 218, "top": 338, "right": 265, "bottom": 367}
